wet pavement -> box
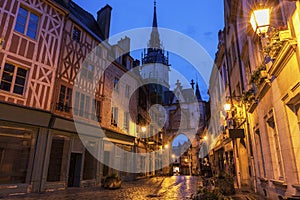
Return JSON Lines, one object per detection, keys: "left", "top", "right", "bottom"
{"left": 1, "top": 176, "right": 202, "bottom": 200}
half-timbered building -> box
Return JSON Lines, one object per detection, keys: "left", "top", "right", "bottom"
{"left": 0, "top": 0, "right": 141, "bottom": 195}
{"left": 0, "top": 0, "right": 67, "bottom": 195}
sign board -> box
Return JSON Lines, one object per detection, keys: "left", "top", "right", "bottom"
{"left": 229, "top": 129, "right": 245, "bottom": 139}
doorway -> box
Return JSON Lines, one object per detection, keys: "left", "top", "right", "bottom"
{"left": 103, "top": 151, "right": 110, "bottom": 176}
{"left": 68, "top": 153, "right": 82, "bottom": 187}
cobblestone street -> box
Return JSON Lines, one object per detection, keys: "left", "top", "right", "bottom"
{"left": 2, "top": 176, "right": 202, "bottom": 200}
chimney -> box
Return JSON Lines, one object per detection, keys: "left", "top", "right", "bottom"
{"left": 117, "top": 36, "right": 130, "bottom": 53}
{"left": 63, "top": 0, "right": 71, "bottom": 6}
{"left": 97, "top": 4, "right": 112, "bottom": 40}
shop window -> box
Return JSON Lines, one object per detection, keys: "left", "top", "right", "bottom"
{"left": 83, "top": 149, "right": 97, "bottom": 180}
{"left": 47, "top": 136, "right": 65, "bottom": 182}
{"left": 0, "top": 127, "right": 32, "bottom": 184}
{"left": 15, "top": 7, "right": 39, "bottom": 39}
{"left": 0, "top": 63, "right": 28, "bottom": 95}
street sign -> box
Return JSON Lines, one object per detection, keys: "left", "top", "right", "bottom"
{"left": 229, "top": 129, "right": 245, "bottom": 138}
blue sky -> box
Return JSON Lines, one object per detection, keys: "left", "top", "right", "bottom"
{"left": 73, "top": 0, "right": 224, "bottom": 100}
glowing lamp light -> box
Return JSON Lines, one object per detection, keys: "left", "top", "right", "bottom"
{"left": 141, "top": 126, "right": 147, "bottom": 133}
{"left": 164, "top": 144, "right": 169, "bottom": 149}
{"left": 250, "top": 8, "right": 270, "bottom": 35}
{"left": 224, "top": 103, "right": 232, "bottom": 111}
{"left": 203, "top": 135, "right": 208, "bottom": 141}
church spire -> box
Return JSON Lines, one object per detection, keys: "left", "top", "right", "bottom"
{"left": 152, "top": 0, "right": 157, "bottom": 28}
{"left": 141, "top": 0, "right": 169, "bottom": 66}
{"left": 195, "top": 83, "right": 202, "bottom": 101}
{"left": 149, "top": 0, "right": 161, "bottom": 49}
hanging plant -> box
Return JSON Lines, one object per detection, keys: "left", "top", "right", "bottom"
{"left": 263, "top": 28, "right": 284, "bottom": 59}
{"left": 250, "top": 64, "right": 267, "bottom": 87}
{"left": 242, "top": 89, "right": 256, "bottom": 104}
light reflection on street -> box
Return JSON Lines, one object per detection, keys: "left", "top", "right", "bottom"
{"left": 3, "top": 176, "right": 202, "bottom": 200}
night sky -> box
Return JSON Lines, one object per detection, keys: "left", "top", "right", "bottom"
{"left": 73, "top": 0, "right": 224, "bottom": 100}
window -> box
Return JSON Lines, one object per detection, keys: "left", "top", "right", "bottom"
{"left": 125, "top": 85, "right": 130, "bottom": 98}
{"left": 85, "top": 96, "right": 90, "bottom": 118}
{"left": 74, "top": 92, "right": 91, "bottom": 118}
{"left": 15, "top": 7, "right": 39, "bottom": 39}
{"left": 57, "top": 85, "right": 72, "bottom": 112}
{"left": 266, "top": 115, "right": 284, "bottom": 179}
{"left": 79, "top": 93, "right": 85, "bottom": 117}
{"left": 96, "top": 47, "right": 102, "bottom": 57}
{"left": 124, "top": 112, "right": 129, "bottom": 132}
{"left": 47, "top": 136, "right": 66, "bottom": 182}
{"left": 74, "top": 92, "right": 80, "bottom": 115}
{"left": 255, "top": 129, "right": 266, "bottom": 177}
{"left": 87, "top": 65, "right": 94, "bottom": 80}
{"left": 0, "top": 63, "right": 28, "bottom": 95}
{"left": 126, "top": 59, "right": 131, "bottom": 70}
{"left": 115, "top": 49, "right": 121, "bottom": 63}
{"left": 0, "top": 127, "right": 32, "bottom": 184}
{"left": 114, "top": 77, "right": 119, "bottom": 91}
{"left": 72, "top": 27, "right": 81, "bottom": 42}
{"left": 92, "top": 99, "right": 101, "bottom": 122}
{"left": 111, "top": 107, "right": 118, "bottom": 126}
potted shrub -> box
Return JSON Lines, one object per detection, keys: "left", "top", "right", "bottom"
{"left": 102, "top": 174, "right": 122, "bottom": 189}
{"left": 214, "top": 173, "right": 235, "bottom": 196}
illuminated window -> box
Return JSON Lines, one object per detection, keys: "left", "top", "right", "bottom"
{"left": 0, "top": 63, "right": 28, "bottom": 95}
{"left": 15, "top": 7, "right": 39, "bottom": 39}
{"left": 0, "top": 127, "right": 32, "bottom": 184}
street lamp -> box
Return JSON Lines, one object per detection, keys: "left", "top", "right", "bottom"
{"left": 141, "top": 126, "right": 147, "bottom": 133}
{"left": 250, "top": 8, "right": 271, "bottom": 36}
{"left": 224, "top": 102, "right": 232, "bottom": 112}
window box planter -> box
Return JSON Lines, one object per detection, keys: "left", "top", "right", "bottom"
{"left": 250, "top": 64, "right": 267, "bottom": 88}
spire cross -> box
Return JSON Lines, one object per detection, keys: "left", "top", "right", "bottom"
{"left": 154, "top": 0, "right": 156, "bottom": 7}
{"left": 190, "top": 79, "right": 195, "bottom": 90}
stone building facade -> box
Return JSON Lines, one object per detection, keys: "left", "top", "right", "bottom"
{"left": 209, "top": 0, "right": 300, "bottom": 199}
